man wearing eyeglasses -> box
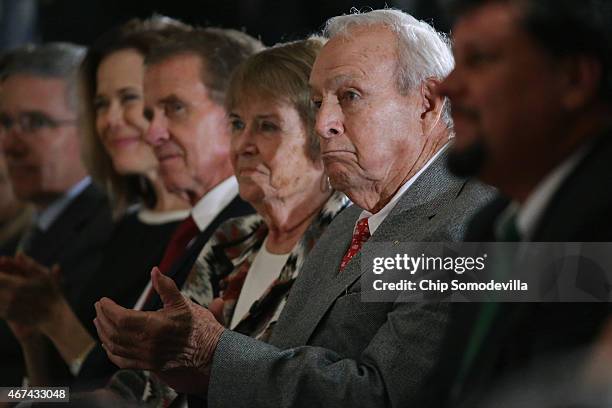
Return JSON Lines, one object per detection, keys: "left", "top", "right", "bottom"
{"left": 0, "top": 43, "right": 113, "bottom": 386}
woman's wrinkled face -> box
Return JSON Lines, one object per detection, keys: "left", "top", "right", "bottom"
{"left": 94, "top": 49, "right": 158, "bottom": 175}
{"left": 229, "top": 94, "right": 323, "bottom": 207}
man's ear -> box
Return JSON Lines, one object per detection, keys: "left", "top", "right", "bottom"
{"left": 559, "top": 55, "right": 603, "bottom": 111}
{"left": 420, "top": 77, "right": 445, "bottom": 134}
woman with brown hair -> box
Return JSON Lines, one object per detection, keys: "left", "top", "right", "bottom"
{"left": 0, "top": 17, "right": 192, "bottom": 387}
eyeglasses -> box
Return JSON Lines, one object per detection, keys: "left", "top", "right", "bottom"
{"left": 0, "top": 112, "right": 77, "bottom": 137}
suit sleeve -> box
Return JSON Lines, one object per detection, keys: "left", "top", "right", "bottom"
{"left": 208, "top": 300, "right": 448, "bottom": 408}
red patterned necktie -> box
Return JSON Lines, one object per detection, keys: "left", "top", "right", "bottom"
{"left": 339, "top": 217, "right": 370, "bottom": 272}
{"left": 157, "top": 215, "right": 199, "bottom": 274}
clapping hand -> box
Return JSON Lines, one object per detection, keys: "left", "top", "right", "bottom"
{"left": 0, "top": 254, "right": 62, "bottom": 329}
{"left": 94, "top": 267, "right": 225, "bottom": 394}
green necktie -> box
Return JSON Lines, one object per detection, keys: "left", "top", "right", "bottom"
{"left": 496, "top": 211, "right": 521, "bottom": 242}
{"left": 451, "top": 210, "right": 521, "bottom": 400}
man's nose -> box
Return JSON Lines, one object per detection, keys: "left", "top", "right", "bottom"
{"left": 144, "top": 112, "right": 169, "bottom": 146}
{"left": 315, "top": 100, "right": 344, "bottom": 140}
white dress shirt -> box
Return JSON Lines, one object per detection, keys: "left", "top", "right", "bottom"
{"left": 191, "top": 176, "right": 239, "bottom": 232}
{"left": 356, "top": 144, "right": 448, "bottom": 234}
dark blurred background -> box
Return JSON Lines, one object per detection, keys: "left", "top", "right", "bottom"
{"left": 0, "top": 0, "right": 451, "bottom": 50}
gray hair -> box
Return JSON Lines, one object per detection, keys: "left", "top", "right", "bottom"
{"left": 0, "top": 42, "right": 86, "bottom": 111}
{"left": 323, "top": 9, "right": 455, "bottom": 128}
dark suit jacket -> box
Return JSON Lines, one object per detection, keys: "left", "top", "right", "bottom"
{"left": 207, "top": 150, "right": 496, "bottom": 408}
{"left": 0, "top": 182, "right": 113, "bottom": 386}
{"left": 417, "top": 133, "right": 612, "bottom": 407}
{"left": 145, "top": 195, "right": 255, "bottom": 311}
{"left": 75, "top": 194, "right": 254, "bottom": 390}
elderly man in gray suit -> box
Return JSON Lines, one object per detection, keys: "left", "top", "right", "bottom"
{"left": 94, "top": 9, "right": 495, "bottom": 408}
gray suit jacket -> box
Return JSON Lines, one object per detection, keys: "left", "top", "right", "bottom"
{"left": 207, "top": 150, "right": 496, "bottom": 408}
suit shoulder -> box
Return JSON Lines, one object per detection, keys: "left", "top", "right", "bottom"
{"left": 428, "top": 179, "right": 499, "bottom": 241}
{"left": 455, "top": 179, "right": 497, "bottom": 209}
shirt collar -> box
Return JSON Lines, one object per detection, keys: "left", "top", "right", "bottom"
{"left": 36, "top": 177, "right": 92, "bottom": 231}
{"left": 497, "top": 146, "right": 588, "bottom": 240}
{"left": 357, "top": 143, "right": 448, "bottom": 235}
{"left": 191, "top": 176, "right": 239, "bottom": 232}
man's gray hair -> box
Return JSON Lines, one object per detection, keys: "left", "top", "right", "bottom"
{"left": 323, "top": 9, "right": 455, "bottom": 127}
{"left": 0, "top": 42, "right": 86, "bottom": 111}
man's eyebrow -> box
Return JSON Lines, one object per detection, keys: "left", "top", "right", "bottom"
{"left": 229, "top": 112, "right": 281, "bottom": 121}
{"left": 159, "top": 94, "right": 184, "bottom": 105}
{"left": 309, "top": 74, "right": 357, "bottom": 95}
{"left": 118, "top": 86, "right": 140, "bottom": 95}
{"left": 325, "top": 74, "right": 356, "bottom": 89}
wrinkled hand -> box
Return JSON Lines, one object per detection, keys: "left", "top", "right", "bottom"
{"left": 209, "top": 297, "right": 226, "bottom": 326}
{"left": 94, "top": 267, "right": 225, "bottom": 394}
{"left": 0, "top": 254, "right": 62, "bottom": 326}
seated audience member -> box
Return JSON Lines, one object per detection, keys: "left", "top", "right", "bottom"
{"left": 77, "top": 16, "right": 192, "bottom": 331}
{"left": 73, "top": 26, "right": 263, "bottom": 388}
{"left": 412, "top": 0, "right": 612, "bottom": 406}
{"left": 105, "top": 37, "right": 351, "bottom": 407}
{"left": 183, "top": 37, "right": 350, "bottom": 339}
{"left": 0, "top": 17, "right": 194, "bottom": 387}
{"left": 0, "top": 149, "right": 32, "bottom": 255}
{"left": 0, "top": 55, "right": 33, "bottom": 250}
{"left": 95, "top": 9, "right": 495, "bottom": 407}
{"left": 0, "top": 42, "right": 113, "bottom": 386}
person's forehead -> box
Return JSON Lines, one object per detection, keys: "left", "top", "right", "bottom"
{"left": 453, "top": 2, "right": 524, "bottom": 48}
{"left": 312, "top": 25, "right": 397, "bottom": 87}
{"left": 144, "top": 54, "right": 207, "bottom": 100}
{"left": 98, "top": 49, "right": 144, "bottom": 77}
{"left": 145, "top": 53, "right": 204, "bottom": 84}
{"left": 233, "top": 95, "right": 296, "bottom": 120}
{"left": 0, "top": 74, "right": 71, "bottom": 112}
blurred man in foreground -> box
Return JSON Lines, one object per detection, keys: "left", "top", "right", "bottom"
{"left": 417, "top": 0, "right": 612, "bottom": 406}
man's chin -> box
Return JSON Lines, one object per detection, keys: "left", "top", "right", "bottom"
{"left": 162, "top": 176, "right": 188, "bottom": 196}
{"left": 327, "top": 169, "right": 352, "bottom": 190}
{"left": 446, "top": 140, "right": 487, "bottom": 178}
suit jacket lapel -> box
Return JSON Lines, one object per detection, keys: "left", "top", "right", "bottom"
{"left": 533, "top": 133, "right": 612, "bottom": 241}
{"left": 325, "top": 147, "right": 467, "bottom": 307}
{"left": 284, "top": 149, "right": 468, "bottom": 345}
